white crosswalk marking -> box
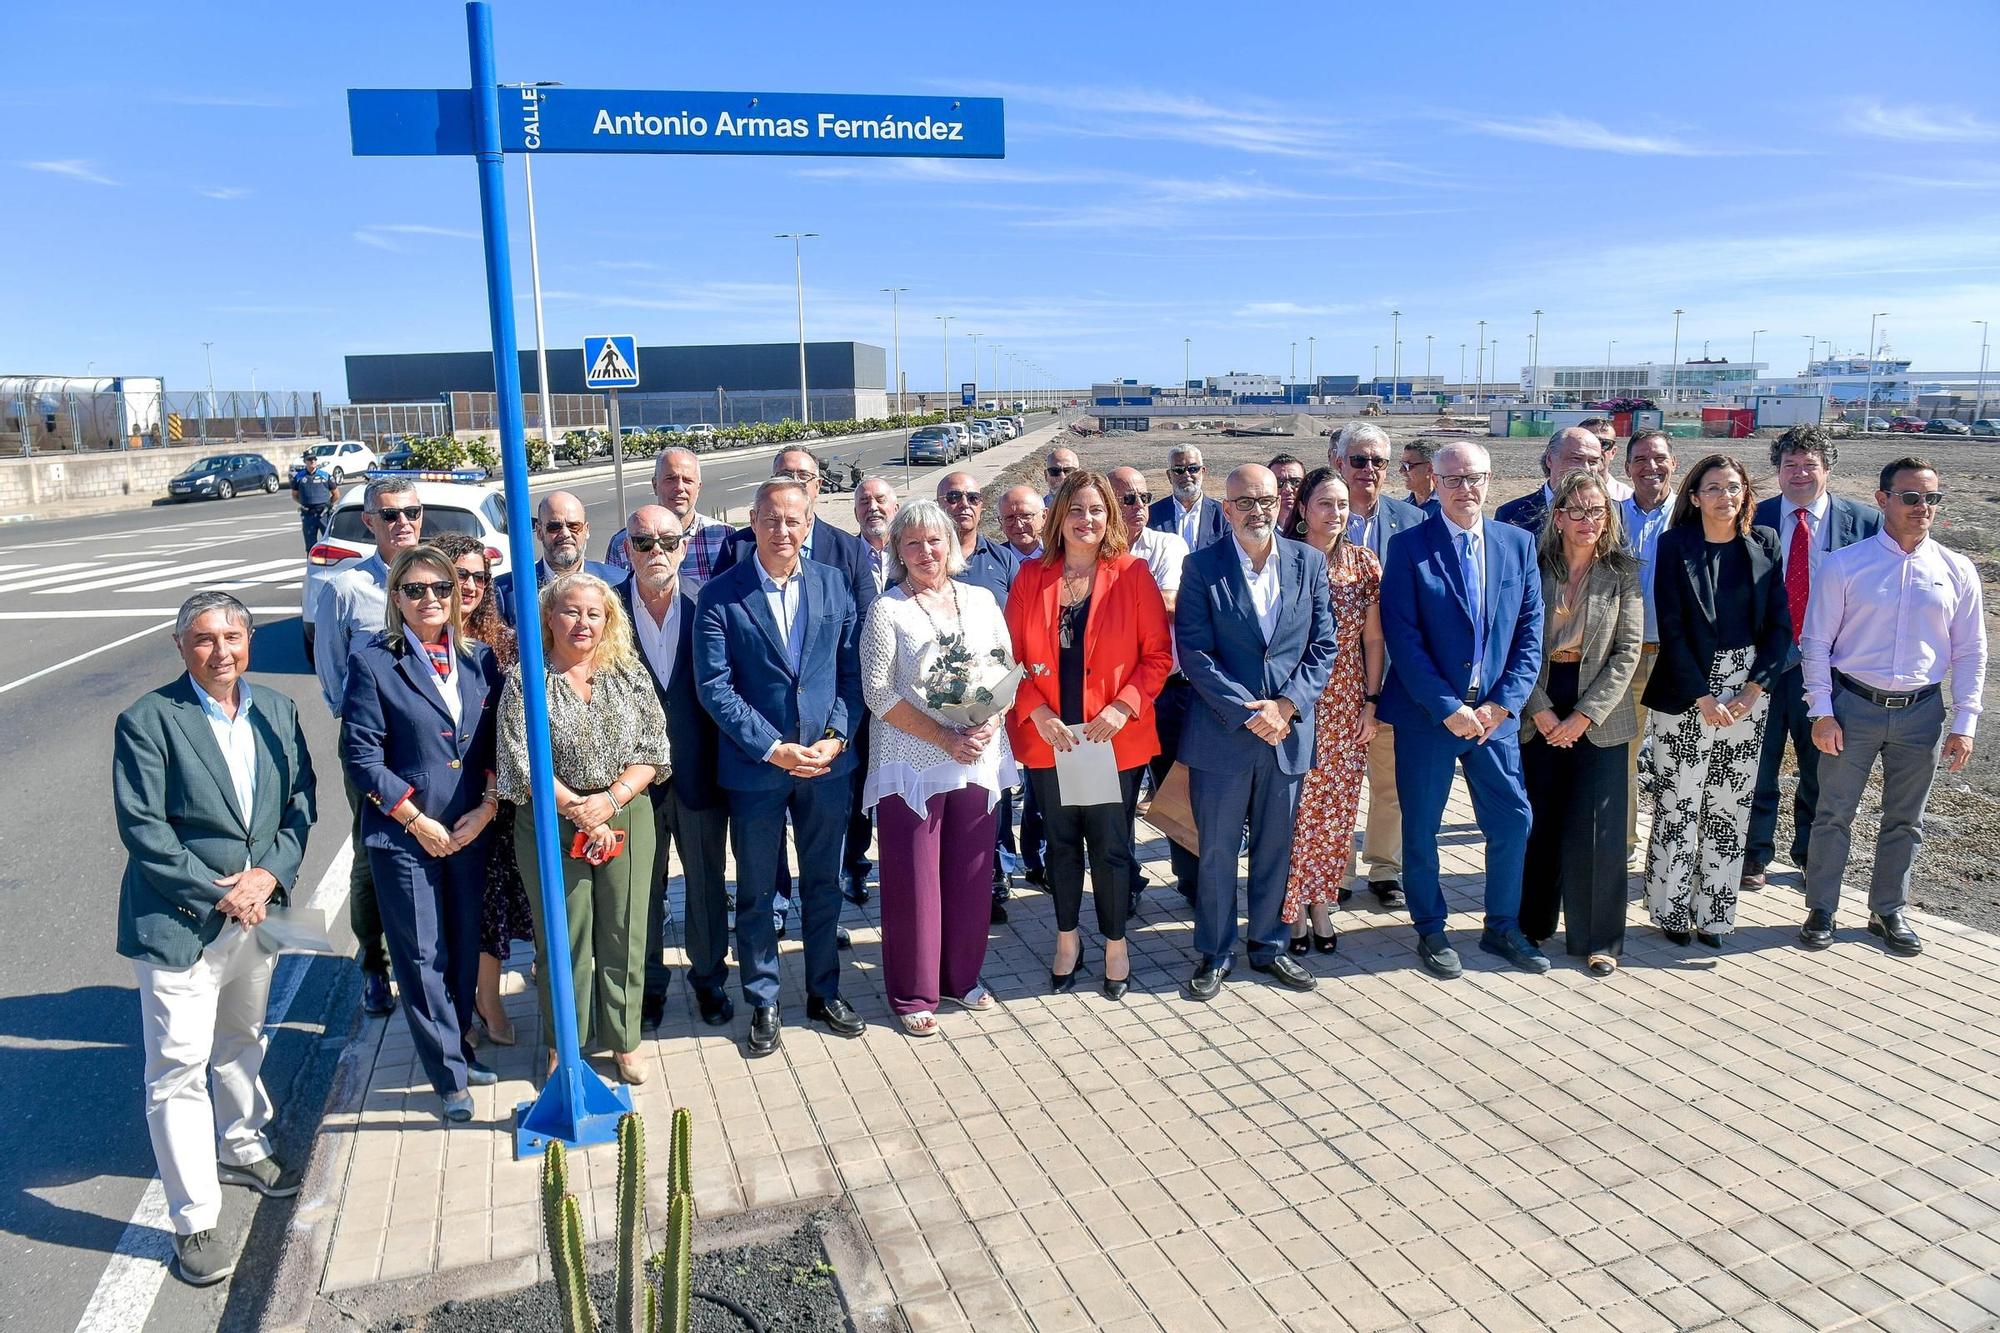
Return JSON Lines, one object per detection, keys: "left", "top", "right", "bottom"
{"left": 34, "top": 558, "right": 251, "bottom": 595}
{"left": 117, "top": 557, "right": 299, "bottom": 593}
{"left": 0, "top": 562, "right": 110, "bottom": 594}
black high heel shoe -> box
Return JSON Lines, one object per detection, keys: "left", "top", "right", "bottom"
{"left": 1663, "top": 929, "right": 1693, "bottom": 946}
{"left": 1287, "top": 934, "right": 1310, "bottom": 957}
{"left": 1050, "top": 960, "right": 1086, "bottom": 993}
{"left": 1101, "top": 974, "right": 1129, "bottom": 1001}
{"left": 1314, "top": 930, "right": 1339, "bottom": 954}
{"left": 1696, "top": 931, "right": 1724, "bottom": 949}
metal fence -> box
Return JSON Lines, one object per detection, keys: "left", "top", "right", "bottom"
{"left": 161, "top": 391, "right": 325, "bottom": 445}
{"left": 2, "top": 379, "right": 324, "bottom": 455}
{"left": 329, "top": 401, "right": 454, "bottom": 445}
{"left": 449, "top": 391, "right": 606, "bottom": 436}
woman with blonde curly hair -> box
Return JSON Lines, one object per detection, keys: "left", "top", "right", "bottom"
{"left": 495, "top": 572, "right": 670, "bottom": 1083}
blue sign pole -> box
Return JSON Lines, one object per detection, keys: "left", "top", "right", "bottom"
{"left": 464, "top": 0, "right": 631, "bottom": 1155}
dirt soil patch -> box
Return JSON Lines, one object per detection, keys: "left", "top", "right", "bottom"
{"left": 1007, "top": 418, "right": 2000, "bottom": 935}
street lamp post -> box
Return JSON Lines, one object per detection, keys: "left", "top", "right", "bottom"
{"left": 1372, "top": 344, "right": 1379, "bottom": 383}
{"left": 1307, "top": 335, "right": 1315, "bottom": 404}
{"left": 1290, "top": 341, "right": 1298, "bottom": 403}
{"left": 1458, "top": 343, "right": 1466, "bottom": 395}
{"left": 1605, "top": 339, "right": 1617, "bottom": 399}
{"left": 1183, "top": 337, "right": 1191, "bottom": 394}
{"left": 202, "top": 341, "right": 216, "bottom": 417}
{"left": 1530, "top": 308, "right": 1543, "bottom": 406}
{"left": 881, "top": 287, "right": 908, "bottom": 417}
{"left": 504, "top": 83, "right": 564, "bottom": 449}
{"left": 1976, "top": 319, "right": 1991, "bottom": 420}
{"left": 967, "top": 331, "right": 981, "bottom": 423}
{"left": 1669, "top": 307, "right": 1684, "bottom": 408}
{"left": 1475, "top": 319, "right": 1486, "bottom": 410}
{"left": 937, "top": 314, "right": 952, "bottom": 421}
{"left": 1390, "top": 309, "right": 1401, "bottom": 406}
{"left": 1750, "top": 328, "right": 1766, "bottom": 383}
{"left": 776, "top": 232, "right": 817, "bottom": 424}
{"left": 1862, "top": 311, "right": 1888, "bottom": 427}
{"left": 1425, "top": 333, "right": 1434, "bottom": 385}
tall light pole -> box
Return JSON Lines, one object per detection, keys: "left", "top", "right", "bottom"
{"left": 1861, "top": 311, "right": 1888, "bottom": 425}
{"left": 1425, "top": 333, "right": 1434, "bottom": 384}
{"left": 1307, "top": 335, "right": 1316, "bottom": 404}
{"left": 776, "top": 232, "right": 817, "bottom": 423}
{"left": 1491, "top": 340, "right": 1501, "bottom": 401}
{"left": 1605, "top": 339, "right": 1617, "bottom": 399}
{"left": 1530, "top": 308, "right": 1543, "bottom": 406}
{"left": 1669, "top": 307, "right": 1685, "bottom": 407}
{"left": 1183, "top": 337, "right": 1191, "bottom": 393}
{"left": 991, "top": 342, "right": 1003, "bottom": 409}
{"left": 1458, "top": 343, "right": 1466, "bottom": 393}
{"left": 1976, "top": 319, "right": 1991, "bottom": 420}
{"left": 967, "top": 331, "right": 981, "bottom": 420}
{"left": 1372, "top": 344, "right": 1380, "bottom": 382}
{"left": 505, "top": 82, "right": 563, "bottom": 448}
{"left": 880, "top": 287, "right": 908, "bottom": 417}
{"left": 1475, "top": 319, "right": 1487, "bottom": 409}
{"left": 1390, "top": 309, "right": 1401, "bottom": 405}
{"left": 202, "top": 341, "right": 217, "bottom": 417}
{"left": 1750, "top": 328, "right": 1766, "bottom": 382}
{"left": 937, "top": 315, "right": 953, "bottom": 419}
{"left": 1290, "top": 341, "right": 1298, "bottom": 403}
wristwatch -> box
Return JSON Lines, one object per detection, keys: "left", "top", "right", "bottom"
{"left": 1364, "top": 692, "right": 1382, "bottom": 705}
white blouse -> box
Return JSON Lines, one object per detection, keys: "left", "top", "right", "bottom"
{"left": 859, "top": 582, "right": 1018, "bottom": 818}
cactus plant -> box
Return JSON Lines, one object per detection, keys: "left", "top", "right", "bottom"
{"left": 540, "top": 1110, "right": 699, "bottom": 1333}
{"left": 541, "top": 1142, "right": 597, "bottom": 1332}
{"left": 614, "top": 1114, "right": 647, "bottom": 1333}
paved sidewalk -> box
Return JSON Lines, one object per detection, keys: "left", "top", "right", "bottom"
{"left": 304, "top": 778, "right": 2000, "bottom": 1332}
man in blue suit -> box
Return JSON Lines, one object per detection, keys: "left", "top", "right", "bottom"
{"left": 491, "top": 490, "right": 627, "bottom": 625}
{"left": 1494, "top": 426, "right": 1607, "bottom": 535}
{"left": 622, "top": 506, "right": 735, "bottom": 1030}
{"left": 1379, "top": 441, "right": 1547, "bottom": 980}
{"left": 1744, "top": 425, "right": 1883, "bottom": 887}
{"left": 1174, "top": 463, "right": 1338, "bottom": 1000}
{"left": 1331, "top": 423, "right": 1426, "bottom": 909}
{"left": 1148, "top": 443, "right": 1228, "bottom": 551}
{"left": 696, "top": 478, "right": 866, "bottom": 1056}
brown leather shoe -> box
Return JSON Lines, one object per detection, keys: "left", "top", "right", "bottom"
{"left": 1740, "top": 867, "right": 1767, "bottom": 891}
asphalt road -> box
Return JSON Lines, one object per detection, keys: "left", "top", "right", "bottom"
{"left": 0, "top": 420, "right": 1026, "bottom": 1332}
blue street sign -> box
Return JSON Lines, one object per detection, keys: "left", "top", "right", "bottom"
{"left": 961, "top": 382, "right": 977, "bottom": 406}
{"left": 583, "top": 334, "right": 640, "bottom": 388}
{"left": 350, "top": 87, "right": 1004, "bottom": 159}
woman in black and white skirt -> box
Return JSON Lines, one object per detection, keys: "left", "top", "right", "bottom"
{"left": 1640, "top": 454, "right": 1791, "bottom": 948}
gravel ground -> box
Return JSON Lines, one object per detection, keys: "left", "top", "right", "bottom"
{"left": 1002, "top": 416, "right": 2000, "bottom": 935}
{"left": 395, "top": 1210, "right": 849, "bottom": 1333}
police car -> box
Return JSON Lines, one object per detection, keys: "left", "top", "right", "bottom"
{"left": 301, "top": 470, "right": 513, "bottom": 663}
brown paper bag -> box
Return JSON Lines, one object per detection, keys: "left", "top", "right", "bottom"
{"left": 1145, "top": 762, "right": 1199, "bottom": 854}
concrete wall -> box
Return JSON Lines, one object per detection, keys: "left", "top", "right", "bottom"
{"left": 0, "top": 440, "right": 329, "bottom": 512}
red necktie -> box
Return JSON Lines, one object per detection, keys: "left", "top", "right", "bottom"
{"left": 1786, "top": 511, "right": 1812, "bottom": 644}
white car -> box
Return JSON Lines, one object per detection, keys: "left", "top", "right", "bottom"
{"left": 304, "top": 440, "right": 381, "bottom": 482}
{"left": 683, "top": 423, "right": 718, "bottom": 445}
{"left": 301, "top": 475, "right": 513, "bottom": 662}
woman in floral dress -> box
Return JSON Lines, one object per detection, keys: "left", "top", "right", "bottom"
{"left": 1281, "top": 468, "right": 1385, "bottom": 953}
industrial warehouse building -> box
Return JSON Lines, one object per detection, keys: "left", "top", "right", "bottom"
{"left": 342, "top": 340, "right": 891, "bottom": 436}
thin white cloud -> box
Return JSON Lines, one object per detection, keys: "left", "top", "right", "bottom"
{"left": 1459, "top": 114, "right": 1709, "bottom": 156}
{"left": 949, "top": 80, "right": 1334, "bottom": 157}
{"left": 198, "top": 185, "right": 252, "bottom": 201}
{"left": 354, "top": 222, "right": 480, "bottom": 250}
{"left": 1847, "top": 100, "right": 2000, "bottom": 143}
{"left": 21, "top": 158, "right": 118, "bottom": 185}
{"left": 1234, "top": 300, "right": 1366, "bottom": 320}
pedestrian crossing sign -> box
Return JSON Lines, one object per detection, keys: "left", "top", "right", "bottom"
{"left": 582, "top": 335, "right": 640, "bottom": 388}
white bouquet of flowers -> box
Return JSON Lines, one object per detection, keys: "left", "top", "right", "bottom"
{"left": 916, "top": 633, "right": 1022, "bottom": 728}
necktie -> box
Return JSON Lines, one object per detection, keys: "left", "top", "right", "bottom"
{"left": 1459, "top": 529, "right": 1485, "bottom": 686}
{"left": 1786, "top": 510, "right": 1812, "bottom": 644}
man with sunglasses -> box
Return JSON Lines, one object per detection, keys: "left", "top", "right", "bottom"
{"left": 1331, "top": 423, "right": 1425, "bottom": 911}
{"left": 314, "top": 476, "right": 426, "bottom": 1016}
{"left": 1148, "top": 444, "right": 1226, "bottom": 550}
{"left": 1040, "top": 446, "right": 1081, "bottom": 506}
{"left": 621, "top": 507, "right": 734, "bottom": 1028}
{"left": 1401, "top": 440, "right": 1441, "bottom": 516}
{"left": 1113, "top": 466, "right": 1194, "bottom": 906}
{"left": 491, "top": 491, "right": 627, "bottom": 626}
{"left": 1743, "top": 425, "right": 1881, "bottom": 892}
{"left": 1267, "top": 453, "right": 1307, "bottom": 532}
{"left": 604, "top": 447, "right": 731, "bottom": 599}
{"left": 1798, "top": 457, "right": 1986, "bottom": 958}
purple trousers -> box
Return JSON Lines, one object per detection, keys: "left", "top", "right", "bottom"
{"left": 877, "top": 785, "right": 998, "bottom": 1015}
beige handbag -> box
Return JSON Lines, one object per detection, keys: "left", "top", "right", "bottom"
{"left": 1145, "top": 762, "right": 1200, "bottom": 854}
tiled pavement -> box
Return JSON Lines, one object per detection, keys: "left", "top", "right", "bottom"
{"left": 310, "top": 781, "right": 2000, "bottom": 1331}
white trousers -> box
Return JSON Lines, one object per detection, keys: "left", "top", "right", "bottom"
{"left": 132, "top": 928, "right": 277, "bottom": 1235}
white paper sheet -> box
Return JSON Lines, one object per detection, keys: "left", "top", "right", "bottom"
{"left": 256, "top": 905, "right": 340, "bottom": 955}
{"left": 1053, "top": 737, "right": 1123, "bottom": 807}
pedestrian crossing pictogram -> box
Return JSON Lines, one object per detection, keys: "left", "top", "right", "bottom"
{"left": 582, "top": 334, "right": 640, "bottom": 388}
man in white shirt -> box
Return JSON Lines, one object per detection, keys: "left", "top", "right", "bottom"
{"left": 1798, "top": 457, "right": 1986, "bottom": 958}
{"left": 1113, "top": 466, "right": 1193, "bottom": 905}
{"left": 1148, "top": 444, "right": 1226, "bottom": 550}
{"left": 1576, "top": 418, "right": 1635, "bottom": 503}
{"left": 1620, "top": 428, "right": 1677, "bottom": 869}
{"left": 854, "top": 476, "right": 898, "bottom": 595}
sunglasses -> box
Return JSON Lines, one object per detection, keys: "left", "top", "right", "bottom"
{"left": 628, "top": 533, "right": 684, "bottom": 553}
{"left": 1167, "top": 464, "right": 1203, "bottom": 476}
{"left": 1119, "top": 491, "right": 1152, "bottom": 505}
{"left": 542, "top": 519, "right": 586, "bottom": 535}
{"left": 1275, "top": 477, "right": 1303, "bottom": 491}
{"left": 1890, "top": 490, "right": 1945, "bottom": 508}
{"left": 941, "top": 490, "right": 983, "bottom": 506}
{"left": 1400, "top": 460, "right": 1431, "bottom": 473}
{"left": 373, "top": 505, "right": 423, "bottom": 523}
{"left": 397, "top": 580, "right": 454, "bottom": 601}
{"left": 1045, "top": 465, "right": 1075, "bottom": 478}
{"left": 1344, "top": 456, "right": 1389, "bottom": 471}
{"left": 455, "top": 569, "right": 490, "bottom": 586}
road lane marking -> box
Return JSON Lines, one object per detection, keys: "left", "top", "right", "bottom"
{"left": 0, "top": 620, "right": 174, "bottom": 695}
{"left": 0, "top": 607, "right": 295, "bottom": 619}
{"left": 35, "top": 559, "right": 236, "bottom": 595}
{"left": 70, "top": 846, "right": 354, "bottom": 1333}
{"left": 118, "top": 557, "right": 299, "bottom": 594}
{"left": 0, "top": 562, "right": 104, "bottom": 594}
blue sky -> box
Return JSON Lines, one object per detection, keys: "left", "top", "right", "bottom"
{"left": 7, "top": 0, "right": 1999, "bottom": 400}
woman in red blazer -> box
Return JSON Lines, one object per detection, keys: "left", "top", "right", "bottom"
{"left": 1006, "top": 470, "right": 1173, "bottom": 1000}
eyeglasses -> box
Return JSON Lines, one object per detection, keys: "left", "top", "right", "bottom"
{"left": 542, "top": 519, "right": 587, "bottom": 535}
{"left": 1343, "top": 455, "right": 1389, "bottom": 471}
{"left": 1275, "top": 477, "right": 1303, "bottom": 491}
{"left": 1400, "top": 460, "right": 1431, "bottom": 474}
{"left": 1698, "top": 484, "right": 1745, "bottom": 499}
{"left": 1229, "top": 496, "right": 1280, "bottom": 513}
{"left": 1119, "top": 491, "right": 1152, "bottom": 506}
{"left": 629, "top": 533, "right": 684, "bottom": 553}
{"left": 1438, "top": 473, "right": 1490, "bottom": 490}
{"left": 775, "top": 468, "right": 819, "bottom": 483}
{"left": 372, "top": 505, "right": 423, "bottom": 523}
{"left": 396, "top": 580, "right": 454, "bottom": 601}
{"left": 1558, "top": 505, "right": 1608, "bottom": 522}
{"left": 1045, "top": 465, "right": 1075, "bottom": 478}
{"left": 941, "top": 490, "right": 983, "bottom": 506}
{"left": 454, "top": 569, "right": 490, "bottom": 586}
{"left": 1167, "top": 464, "right": 1203, "bottom": 476}
{"left": 1890, "top": 490, "right": 1945, "bottom": 508}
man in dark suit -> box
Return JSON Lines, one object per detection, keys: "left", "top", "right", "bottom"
{"left": 1494, "top": 426, "right": 1606, "bottom": 535}
{"left": 113, "top": 592, "right": 317, "bottom": 1286}
{"left": 712, "top": 448, "right": 877, "bottom": 937}
{"left": 1379, "top": 441, "right": 1547, "bottom": 980}
{"left": 1330, "top": 422, "right": 1425, "bottom": 909}
{"left": 1148, "top": 444, "right": 1228, "bottom": 550}
{"left": 622, "top": 506, "right": 734, "bottom": 1030}
{"left": 696, "top": 479, "right": 866, "bottom": 1056}
{"left": 1745, "top": 424, "right": 1883, "bottom": 887}
{"left": 491, "top": 490, "right": 628, "bottom": 625}
{"left": 1174, "top": 464, "right": 1338, "bottom": 1000}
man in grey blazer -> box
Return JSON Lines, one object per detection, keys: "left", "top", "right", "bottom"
{"left": 1330, "top": 423, "right": 1424, "bottom": 909}
{"left": 113, "top": 593, "right": 318, "bottom": 1286}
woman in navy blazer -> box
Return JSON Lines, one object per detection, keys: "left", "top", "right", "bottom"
{"left": 342, "top": 544, "right": 504, "bottom": 1122}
